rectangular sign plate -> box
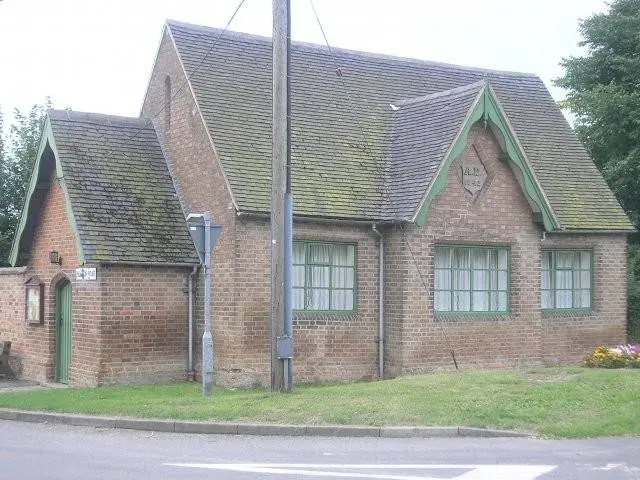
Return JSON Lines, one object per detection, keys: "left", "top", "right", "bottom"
{"left": 75, "top": 267, "right": 97, "bottom": 281}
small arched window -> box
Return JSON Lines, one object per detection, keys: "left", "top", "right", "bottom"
{"left": 164, "top": 75, "right": 172, "bottom": 130}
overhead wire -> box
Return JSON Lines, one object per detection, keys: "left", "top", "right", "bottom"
{"left": 309, "top": 0, "right": 459, "bottom": 369}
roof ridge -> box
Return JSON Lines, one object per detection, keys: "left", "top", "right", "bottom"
{"left": 47, "top": 109, "right": 149, "bottom": 129}
{"left": 166, "top": 19, "right": 539, "bottom": 79}
{"left": 394, "top": 80, "right": 486, "bottom": 108}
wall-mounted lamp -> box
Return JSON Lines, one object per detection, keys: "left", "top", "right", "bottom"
{"left": 49, "top": 251, "right": 62, "bottom": 265}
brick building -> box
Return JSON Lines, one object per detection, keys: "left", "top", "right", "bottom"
{"left": 0, "top": 20, "right": 633, "bottom": 386}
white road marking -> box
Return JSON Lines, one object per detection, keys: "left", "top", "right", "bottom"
{"left": 165, "top": 462, "right": 556, "bottom": 479}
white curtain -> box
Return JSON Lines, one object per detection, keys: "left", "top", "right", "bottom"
{"left": 309, "top": 266, "right": 330, "bottom": 310}
{"left": 541, "top": 251, "right": 552, "bottom": 309}
{"left": 574, "top": 251, "right": 591, "bottom": 308}
{"left": 554, "top": 252, "right": 573, "bottom": 308}
{"left": 293, "top": 243, "right": 306, "bottom": 309}
{"left": 453, "top": 249, "right": 471, "bottom": 311}
{"left": 472, "top": 250, "right": 488, "bottom": 311}
{"left": 434, "top": 248, "right": 451, "bottom": 311}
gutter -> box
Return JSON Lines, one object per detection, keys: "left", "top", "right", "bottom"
{"left": 372, "top": 223, "right": 385, "bottom": 379}
{"left": 237, "top": 210, "right": 402, "bottom": 227}
{"left": 99, "top": 261, "right": 198, "bottom": 268}
{"left": 551, "top": 229, "right": 636, "bottom": 235}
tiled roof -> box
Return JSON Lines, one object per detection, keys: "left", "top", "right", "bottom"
{"left": 383, "top": 82, "right": 484, "bottom": 219}
{"left": 48, "top": 110, "right": 198, "bottom": 264}
{"left": 167, "top": 20, "right": 632, "bottom": 230}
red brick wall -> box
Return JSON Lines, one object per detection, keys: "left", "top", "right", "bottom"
{"left": 386, "top": 124, "right": 627, "bottom": 373}
{"left": 141, "top": 30, "right": 238, "bottom": 384}
{"left": 0, "top": 172, "right": 104, "bottom": 385}
{"left": 540, "top": 233, "right": 627, "bottom": 363}
{"left": 98, "top": 265, "right": 190, "bottom": 383}
{"left": 0, "top": 267, "right": 28, "bottom": 376}
{"left": 229, "top": 217, "right": 380, "bottom": 386}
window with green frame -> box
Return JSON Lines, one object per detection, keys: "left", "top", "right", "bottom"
{"left": 541, "top": 250, "right": 591, "bottom": 309}
{"left": 434, "top": 246, "right": 509, "bottom": 312}
{"left": 293, "top": 242, "right": 356, "bottom": 311}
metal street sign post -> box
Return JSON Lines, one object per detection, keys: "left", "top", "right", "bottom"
{"left": 187, "top": 212, "right": 222, "bottom": 396}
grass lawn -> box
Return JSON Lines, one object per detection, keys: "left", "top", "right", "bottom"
{"left": 0, "top": 367, "right": 638, "bottom": 438}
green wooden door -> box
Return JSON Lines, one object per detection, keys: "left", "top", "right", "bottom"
{"left": 55, "top": 281, "right": 72, "bottom": 383}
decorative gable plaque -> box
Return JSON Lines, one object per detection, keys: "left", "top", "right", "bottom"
{"left": 461, "top": 150, "right": 487, "bottom": 194}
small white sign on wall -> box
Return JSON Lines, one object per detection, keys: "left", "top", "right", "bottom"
{"left": 75, "top": 267, "right": 97, "bottom": 281}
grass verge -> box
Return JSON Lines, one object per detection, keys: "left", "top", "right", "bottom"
{"left": 0, "top": 367, "right": 638, "bottom": 438}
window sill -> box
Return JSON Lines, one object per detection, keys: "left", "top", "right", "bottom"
{"left": 434, "top": 311, "right": 510, "bottom": 320}
{"left": 542, "top": 308, "right": 595, "bottom": 318}
{"left": 294, "top": 310, "right": 357, "bottom": 317}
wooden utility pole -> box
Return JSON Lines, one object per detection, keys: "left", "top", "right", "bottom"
{"left": 271, "top": 0, "right": 293, "bottom": 391}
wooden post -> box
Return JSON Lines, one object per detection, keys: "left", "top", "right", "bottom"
{"left": 271, "top": 0, "right": 288, "bottom": 391}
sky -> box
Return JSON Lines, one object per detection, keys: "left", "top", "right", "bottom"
{"left": 0, "top": 0, "right": 607, "bottom": 131}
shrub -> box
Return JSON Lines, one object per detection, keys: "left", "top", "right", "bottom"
{"left": 585, "top": 344, "right": 640, "bottom": 368}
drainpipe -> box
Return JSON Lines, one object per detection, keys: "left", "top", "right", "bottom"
{"left": 187, "top": 265, "right": 198, "bottom": 380}
{"left": 372, "top": 223, "right": 384, "bottom": 379}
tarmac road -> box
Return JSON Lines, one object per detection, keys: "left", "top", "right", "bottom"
{"left": 1, "top": 419, "right": 639, "bottom": 479}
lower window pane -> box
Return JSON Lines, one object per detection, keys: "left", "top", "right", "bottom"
{"left": 497, "top": 291, "right": 508, "bottom": 311}
{"left": 310, "top": 288, "right": 329, "bottom": 310}
{"left": 435, "top": 291, "right": 451, "bottom": 311}
{"left": 473, "top": 291, "right": 489, "bottom": 311}
{"left": 331, "top": 290, "right": 353, "bottom": 310}
{"left": 541, "top": 290, "right": 553, "bottom": 309}
{"left": 489, "top": 291, "right": 508, "bottom": 311}
{"left": 556, "top": 290, "right": 572, "bottom": 308}
{"left": 453, "top": 291, "right": 470, "bottom": 311}
{"left": 293, "top": 288, "right": 305, "bottom": 310}
{"left": 575, "top": 289, "right": 590, "bottom": 308}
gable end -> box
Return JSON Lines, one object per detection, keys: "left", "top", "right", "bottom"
{"left": 413, "top": 82, "right": 559, "bottom": 231}
{"left": 9, "top": 118, "right": 85, "bottom": 266}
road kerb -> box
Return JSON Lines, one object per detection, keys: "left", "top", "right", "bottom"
{"left": 115, "top": 418, "right": 176, "bottom": 432}
{"left": 458, "top": 427, "right": 529, "bottom": 438}
{"left": 0, "top": 409, "right": 531, "bottom": 438}
{"left": 174, "top": 421, "right": 238, "bottom": 435}
{"left": 380, "top": 426, "right": 458, "bottom": 438}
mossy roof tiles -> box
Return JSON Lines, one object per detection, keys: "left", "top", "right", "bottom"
{"left": 168, "top": 20, "right": 632, "bottom": 231}
{"left": 48, "top": 109, "right": 198, "bottom": 265}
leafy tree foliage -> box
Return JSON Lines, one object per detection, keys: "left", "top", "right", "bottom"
{"left": 555, "top": 0, "right": 640, "bottom": 228}
{"left": 556, "top": 0, "right": 640, "bottom": 340}
{"left": 0, "top": 102, "right": 49, "bottom": 266}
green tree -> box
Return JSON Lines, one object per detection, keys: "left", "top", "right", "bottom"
{"left": 555, "top": 0, "right": 640, "bottom": 228}
{"left": 555, "top": 0, "right": 640, "bottom": 341}
{"left": 0, "top": 102, "right": 49, "bottom": 266}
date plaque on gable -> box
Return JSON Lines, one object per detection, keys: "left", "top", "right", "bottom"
{"left": 461, "top": 158, "right": 487, "bottom": 194}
